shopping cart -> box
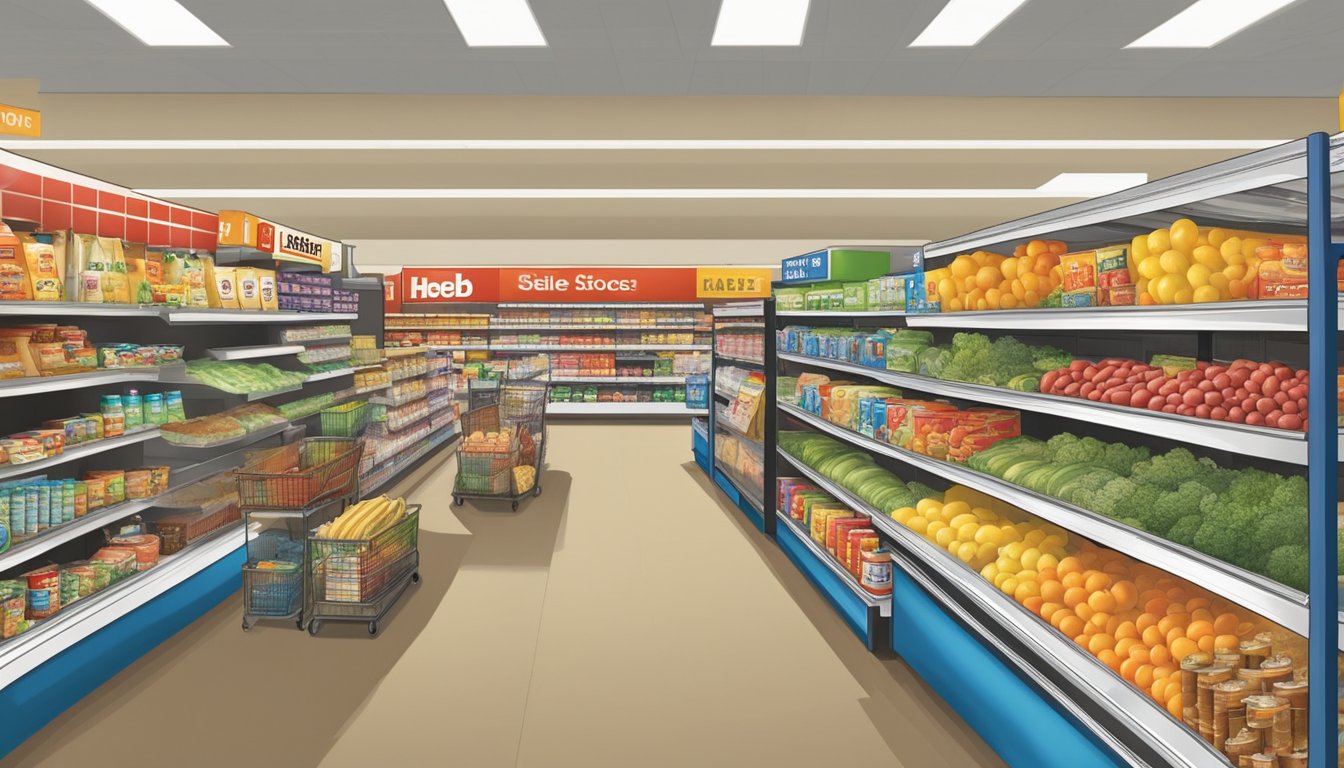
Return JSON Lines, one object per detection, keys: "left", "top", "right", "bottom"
{"left": 238, "top": 438, "right": 363, "bottom": 631}
{"left": 452, "top": 380, "right": 548, "bottom": 511}
{"left": 468, "top": 377, "right": 500, "bottom": 410}
{"left": 307, "top": 504, "right": 421, "bottom": 637}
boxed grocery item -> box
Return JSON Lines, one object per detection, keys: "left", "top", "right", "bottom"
{"left": 810, "top": 504, "right": 853, "bottom": 544}
{"left": 777, "top": 479, "right": 817, "bottom": 512}
{"left": 886, "top": 399, "right": 958, "bottom": 449}
{"left": 774, "top": 287, "right": 807, "bottom": 312}
{"left": 827, "top": 385, "right": 902, "bottom": 430}
{"left": 1060, "top": 250, "right": 1098, "bottom": 308}
{"left": 842, "top": 282, "right": 869, "bottom": 311}
{"left": 911, "top": 407, "right": 1020, "bottom": 462}
{"left": 845, "top": 528, "right": 880, "bottom": 576}
{"left": 1253, "top": 242, "right": 1308, "bottom": 300}
{"left": 98, "top": 238, "right": 131, "bottom": 304}
{"left": 1095, "top": 245, "right": 1134, "bottom": 306}
{"left": 829, "top": 516, "right": 870, "bottom": 558}
{"left": 0, "top": 223, "right": 31, "bottom": 301}
{"left": 884, "top": 329, "right": 933, "bottom": 373}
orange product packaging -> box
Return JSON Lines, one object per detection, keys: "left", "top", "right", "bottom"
{"left": 810, "top": 504, "right": 853, "bottom": 544}
{"left": 0, "top": 223, "right": 32, "bottom": 300}
{"left": 1253, "top": 242, "right": 1308, "bottom": 300}
{"left": 847, "top": 529, "right": 880, "bottom": 577}
{"left": 911, "top": 407, "right": 1020, "bottom": 463}
{"left": 1059, "top": 250, "right": 1099, "bottom": 308}
{"left": 1095, "top": 245, "right": 1134, "bottom": 306}
{"left": 830, "top": 517, "right": 871, "bottom": 559}
{"left": 885, "top": 399, "right": 957, "bottom": 449}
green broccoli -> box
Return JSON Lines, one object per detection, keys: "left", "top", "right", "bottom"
{"left": 1096, "top": 443, "right": 1151, "bottom": 477}
{"left": 1088, "top": 478, "right": 1137, "bottom": 518}
{"left": 1045, "top": 433, "right": 1081, "bottom": 462}
{"left": 1263, "top": 544, "right": 1309, "bottom": 592}
{"left": 1129, "top": 448, "right": 1207, "bottom": 491}
{"left": 1252, "top": 506, "right": 1309, "bottom": 558}
{"left": 1060, "top": 469, "right": 1121, "bottom": 507}
{"left": 1193, "top": 503, "right": 1262, "bottom": 567}
{"left": 1113, "top": 484, "right": 1166, "bottom": 523}
{"left": 1268, "top": 475, "right": 1308, "bottom": 509}
{"left": 1141, "top": 482, "right": 1216, "bottom": 536}
{"left": 1223, "top": 467, "right": 1282, "bottom": 509}
{"left": 1030, "top": 344, "right": 1073, "bottom": 373}
{"left": 1118, "top": 517, "right": 1147, "bottom": 532}
{"left": 1040, "top": 286, "right": 1064, "bottom": 308}
{"left": 1166, "top": 515, "right": 1203, "bottom": 547}
{"left": 905, "top": 480, "right": 942, "bottom": 503}
{"left": 1054, "top": 436, "right": 1108, "bottom": 467}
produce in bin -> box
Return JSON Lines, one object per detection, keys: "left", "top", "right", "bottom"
{"left": 160, "top": 404, "right": 285, "bottom": 446}
{"left": 316, "top": 495, "right": 409, "bottom": 540}
{"left": 184, "top": 359, "right": 307, "bottom": 394}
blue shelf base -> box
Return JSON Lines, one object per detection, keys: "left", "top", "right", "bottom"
{"left": 891, "top": 570, "right": 1123, "bottom": 768}
{"left": 692, "top": 429, "right": 712, "bottom": 476}
{"left": 713, "top": 468, "right": 764, "bottom": 532}
{"left": 776, "top": 519, "right": 884, "bottom": 650}
{"left": 0, "top": 543, "right": 245, "bottom": 758}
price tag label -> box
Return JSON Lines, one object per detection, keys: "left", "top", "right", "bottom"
{"left": 0, "top": 104, "right": 40, "bottom": 138}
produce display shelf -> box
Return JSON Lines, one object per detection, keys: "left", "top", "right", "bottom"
{"left": 385, "top": 325, "right": 489, "bottom": 331}
{"left": 777, "top": 352, "right": 1320, "bottom": 466}
{"left": 545, "top": 402, "right": 706, "bottom": 416}
{"left": 778, "top": 400, "right": 1328, "bottom": 648}
{"left": 714, "top": 352, "right": 765, "bottom": 367}
{"left": 163, "top": 310, "right": 358, "bottom": 325}
{"left": 381, "top": 401, "right": 456, "bottom": 435}
{"left": 384, "top": 346, "right": 433, "bottom": 358}
{"left": 0, "top": 498, "right": 159, "bottom": 574}
{"left": 903, "top": 299, "right": 1333, "bottom": 333}
{"left": 0, "top": 523, "right": 244, "bottom": 689}
{"left": 359, "top": 422, "right": 462, "bottom": 498}
{"left": 549, "top": 375, "right": 688, "bottom": 384}
{"left": 775, "top": 511, "right": 891, "bottom": 616}
{"left": 205, "top": 344, "right": 305, "bottom": 361}
{"left": 777, "top": 310, "right": 909, "bottom": 318}
{"left": 778, "top": 448, "right": 1219, "bottom": 768}
{"left": 0, "top": 428, "right": 161, "bottom": 484}
{"left": 0, "top": 302, "right": 163, "bottom": 318}
{"left": 304, "top": 367, "right": 357, "bottom": 383}
{"left": 0, "top": 365, "right": 178, "bottom": 399}
{"left": 713, "top": 460, "right": 765, "bottom": 514}
{"left": 713, "top": 413, "right": 761, "bottom": 445}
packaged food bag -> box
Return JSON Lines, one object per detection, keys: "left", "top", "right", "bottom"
{"left": 1253, "top": 242, "right": 1308, "bottom": 300}
{"left": 1095, "top": 245, "right": 1134, "bottom": 306}
{"left": 1060, "top": 250, "right": 1099, "bottom": 308}
{"left": 257, "top": 268, "right": 279, "bottom": 310}
{"left": 0, "top": 223, "right": 31, "bottom": 300}
{"left": 235, "top": 267, "right": 261, "bottom": 309}
{"left": 97, "top": 237, "right": 131, "bottom": 304}
{"left": 21, "top": 238, "right": 62, "bottom": 301}
{"left": 212, "top": 267, "right": 240, "bottom": 308}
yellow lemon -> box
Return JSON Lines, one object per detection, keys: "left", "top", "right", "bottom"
{"left": 1158, "top": 249, "right": 1190, "bottom": 275}
{"left": 950, "top": 255, "right": 978, "bottom": 279}
{"left": 1206, "top": 228, "right": 1228, "bottom": 248}
{"left": 1223, "top": 263, "right": 1248, "bottom": 281}
{"left": 1208, "top": 272, "right": 1230, "bottom": 294}
{"left": 935, "top": 526, "right": 957, "bottom": 548}
{"left": 957, "top": 542, "right": 978, "bottom": 564}
{"left": 1192, "top": 285, "right": 1221, "bottom": 303}
{"left": 984, "top": 287, "right": 1002, "bottom": 308}
{"left": 957, "top": 522, "right": 981, "bottom": 541}
{"left": 1000, "top": 258, "right": 1019, "bottom": 281}
{"left": 1130, "top": 235, "right": 1151, "bottom": 262}
{"left": 974, "top": 526, "right": 1002, "bottom": 546}
{"left": 1137, "top": 255, "right": 1165, "bottom": 281}
{"left": 1219, "top": 236, "right": 1245, "bottom": 264}
{"left": 1147, "top": 229, "right": 1172, "bottom": 255}
{"left": 1136, "top": 278, "right": 1149, "bottom": 300}
{"left": 892, "top": 507, "right": 917, "bottom": 524}
{"left": 949, "top": 513, "right": 978, "bottom": 529}
{"left": 1173, "top": 288, "right": 1194, "bottom": 304}
{"left": 1185, "top": 263, "right": 1212, "bottom": 288}
{"left": 981, "top": 563, "right": 999, "bottom": 581}
{"left": 945, "top": 297, "right": 964, "bottom": 312}
{"left": 906, "top": 516, "right": 928, "bottom": 534}
{"left": 1242, "top": 238, "right": 1267, "bottom": 257}
{"left": 999, "top": 293, "right": 1019, "bottom": 309}
{"left": 1169, "top": 218, "right": 1199, "bottom": 253}
{"left": 942, "top": 501, "right": 971, "bottom": 518}
{"left": 1192, "top": 245, "right": 1225, "bottom": 271}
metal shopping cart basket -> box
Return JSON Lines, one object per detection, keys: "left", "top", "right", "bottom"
{"left": 467, "top": 377, "right": 500, "bottom": 410}
{"left": 307, "top": 503, "right": 421, "bottom": 637}
{"left": 453, "top": 380, "right": 548, "bottom": 511}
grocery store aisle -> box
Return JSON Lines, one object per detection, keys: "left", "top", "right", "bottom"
{"left": 5, "top": 422, "right": 1004, "bottom": 768}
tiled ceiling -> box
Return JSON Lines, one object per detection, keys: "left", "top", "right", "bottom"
{"left": 1, "top": 0, "right": 1342, "bottom": 96}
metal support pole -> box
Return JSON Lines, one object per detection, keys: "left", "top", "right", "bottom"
{"left": 1305, "top": 130, "right": 1338, "bottom": 768}
{"left": 763, "top": 297, "right": 778, "bottom": 537}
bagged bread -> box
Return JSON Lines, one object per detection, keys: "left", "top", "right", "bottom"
{"left": 256, "top": 268, "right": 278, "bottom": 310}
{"left": 97, "top": 238, "right": 130, "bottom": 304}
{"left": 0, "top": 224, "right": 31, "bottom": 301}
{"left": 235, "top": 267, "right": 261, "bottom": 309}
{"left": 70, "top": 234, "right": 105, "bottom": 303}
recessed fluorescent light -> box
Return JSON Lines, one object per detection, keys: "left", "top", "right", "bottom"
{"left": 712, "top": 0, "right": 810, "bottom": 46}
{"left": 136, "top": 175, "right": 1147, "bottom": 200}
{"left": 84, "top": 0, "right": 228, "bottom": 46}
{"left": 910, "top": 0, "right": 1029, "bottom": 47}
{"left": 1128, "top": 0, "right": 1298, "bottom": 48}
{"left": 1, "top": 139, "right": 1286, "bottom": 151}
{"left": 442, "top": 0, "right": 546, "bottom": 47}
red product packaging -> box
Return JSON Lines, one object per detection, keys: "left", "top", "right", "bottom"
{"left": 776, "top": 478, "right": 816, "bottom": 512}
{"left": 846, "top": 528, "right": 881, "bottom": 577}
{"left": 912, "top": 408, "right": 1020, "bottom": 463}
{"left": 885, "top": 399, "right": 957, "bottom": 449}
{"left": 829, "top": 517, "right": 871, "bottom": 559}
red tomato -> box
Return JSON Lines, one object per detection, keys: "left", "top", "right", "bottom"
{"left": 1181, "top": 389, "right": 1203, "bottom": 407}
{"left": 1195, "top": 404, "right": 1211, "bottom": 419}
{"left": 1210, "top": 406, "right": 1228, "bottom": 421}
{"left": 1280, "top": 413, "right": 1303, "bottom": 430}
{"left": 1262, "top": 377, "right": 1281, "bottom": 396}
{"left": 1130, "top": 390, "right": 1152, "bottom": 408}
{"left": 1064, "top": 382, "right": 1081, "bottom": 396}
{"left": 1068, "top": 360, "right": 1089, "bottom": 371}
{"left": 1211, "top": 373, "right": 1231, "bottom": 389}
{"left": 1227, "top": 407, "right": 1245, "bottom": 423}
{"left": 1245, "top": 411, "right": 1265, "bottom": 425}
{"left": 1204, "top": 391, "right": 1223, "bottom": 407}
{"left": 1162, "top": 404, "right": 1178, "bottom": 413}
{"left": 1256, "top": 397, "right": 1277, "bottom": 415}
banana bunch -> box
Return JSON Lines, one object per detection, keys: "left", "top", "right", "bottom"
{"left": 317, "top": 495, "right": 408, "bottom": 540}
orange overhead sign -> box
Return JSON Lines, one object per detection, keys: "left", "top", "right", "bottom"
{"left": 216, "top": 209, "right": 339, "bottom": 272}
{"left": 695, "top": 267, "right": 773, "bottom": 298}
{"left": 0, "top": 104, "right": 40, "bottom": 138}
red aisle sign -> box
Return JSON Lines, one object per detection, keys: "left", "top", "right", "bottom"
{"left": 400, "top": 267, "right": 500, "bottom": 303}
{"left": 383, "top": 276, "right": 402, "bottom": 313}
{"left": 498, "top": 267, "right": 698, "bottom": 302}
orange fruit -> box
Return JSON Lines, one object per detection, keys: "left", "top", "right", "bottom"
{"left": 1090, "top": 613, "right": 1111, "bottom": 631}
{"left": 1058, "top": 616, "right": 1085, "bottom": 638}
{"left": 1022, "top": 289, "right": 1041, "bottom": 307}
{"left": 1129, "top": 647, "right": 1151, "bottom": 665}
{"left": 1074, "top": 634, "right": 1088, "bottom": 646}
{"left": 1088, "top": 633, "right": 1116, "bottom": 655}
{"left": 1186, "top": 597, "right": 1210, "bottom": 611}
{"left": 1144, "top": 597, "right": 1169, "bottom": 615}
{"left": 1120, "top": 657, "right": 1142, "bottom": 681}
{"left": 1163, "top": 677, "right": 1183, "bottom": 702}
{"left": 1151, "top": 677, "right": 1170, "bottom": 701}
{"left": 1141, "top": 626, "right": 1165, "bottom": 648}
{"left": 1098, "top": 649, "right": 1122, "bottom": 673}
{"left": 1153, "top": 665, "right": 1175, "bottom": 681}
{"left": 1114, "top": 621, "right": 1139, "bottom": 641}
{"left": 1228, "top": 278, "right": 1248, "bottom": 299}
{"left": 1084, "top": 572, "right": 1112, "bottom": 592}
{"left": 975, "top": 266, "right": 1001, "bottom": 292}
{"left": 1157, "top": 616, "right": 1183, "bottom": 637}
{"left": 1024, "top": 596, "right": 1044, "bottom": 614}
{"left": 1026, "top": 240, "right": 1049, "bottom": 258}
{"left": 1165, "top": 587, "right": 1188, "bottom": 601}
{"left": 1114, "top": 637, "right": 1140, "bottom": 657}
{"left": 1050, "top": 608, "right": 1073, "bottom": 629}
{"left": 1166, "top": 693, "right": 1183, "bottom": 719}
{"left": 1063, "top": 587, "right": 1088, "bottom": 609}
{"left": 1197, "top": 635, "right": 1215, "bottom": 654}
{"left": 1149, "top": 645, "right": 1172, "bottom": 667}
{"left": 1037, "top": 567, "right": 1058, "bottom": 583}
{"left": 1057, "top": 556, "right": 1083, "bottom": 576}
{"left": 1186, "top": 620, "right": 1214, "bottom": 641}
{"left": 1074, "top": 603, "right": 1096, "bottom": 622}
{"left": 1212, "top": 613, "right": 1240, "bottom": 635}
{"left": 1169, "top": 637, "right": 1199, "bottom": 661}
{"left": 1135, "top": 613, "right": 1159, "bottom": 632}
{"left": 1110, "top": 581, "right": 1138, "bottom": 611}
{"left": 1041, "top": 582, "right": 1065, "bottom": 604}
{"left": 1061, "top": 573, "right": 1084, "bottom": 590}
{"left": 1167, "top": 627, "right": 1188, "bottom": 648}
{"left": 950, "top": 255, "right": 978, "bottom": 279}
{"left": 1039, "top": 601, "right": 1062, "bottom": 620}
{"left": 1214, "top": 634, "right": 1240, "bottom": 652}
{"left": 1134, "top": 664, "right": 1155, "bottom": 690}
{"left": 1088, "top": 591, "right": 1117, "bottom": 615}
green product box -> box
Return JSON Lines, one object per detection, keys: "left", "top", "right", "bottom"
{"left": 826, "top": 289, "right": 845, "bottom": 310}
{"left": 843, "top": 282, "right": 869, "bottom": 310}
{"left": 866, "top": 278, "right": 884, "bottom": 310}
{"left": 774, "top": 287, "right": 807, "bottom": 311}
{"left": 826, "top": 248, "right": 897, "bottom": 282}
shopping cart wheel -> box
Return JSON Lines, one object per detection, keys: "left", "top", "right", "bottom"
{"left": 533, "top": 486, "right": 542, "bottom": 497}
{"left": 308, "top": 620, "right": 321, "bottom": 636}
{"left": 511, "top": 500, "right": 519, "bottom": 511}
{"left": 368, "top": 621, "right": 379, "bottom": 636}
{"left": 411, "top": 571, "right": 421, "bottom": 584}
{"left": 296, "top": 618, "right": 305, "bottom": 630}
{"left": 453, "top": 495, "right": 463, "bottom": 506}
{"left": 242, "top": 619, "right": 250, "bottom": 631}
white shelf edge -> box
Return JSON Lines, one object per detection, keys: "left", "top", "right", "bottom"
{"left": 545, "top": 402, "right": 705, "bottom": 416}
{"left": 903, "top": 299, "right": 1324, "bottom": 333}
{"left": 206, "top": 344, "right": 306, "bottom": 361}
{"left": 777, "top": 447, "right": 1224, "bottom": 768}
{"left": 0, "top": 428, "right": 161, "bottom": 484}
{"left": 775, "top": 511, "right": 892, "bottom": 617}
{"left": 304, "top": 367, "right": 357, "bottom": 383}
{"left": 0, "top": 366, "right": 174, "bottom": 399}
{"left": 777, "top": 352, "right": 1314, "bottom": 466}
{"left": 0, "top": 525, "right": 244, "bottom": 689}
{"left": 778, "top": 310, "right": 909, "bottom": 318}
{"left": 164, "top": 310, "right": 358, "bottom": 325}
{"left": 777, "top": 401, "right": 1326, "bottom": 647}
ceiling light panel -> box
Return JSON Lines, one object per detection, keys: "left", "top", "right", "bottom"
{"left": 1127, "top": 0, "right": 1298, "bottom": 48}
{"left": 909, "top": 0, "right": 1029, "bottom": 47}
{"left": 83, "top": 0, "right": 228, "bottom": 46}
{"left": 442, "top": 0, "right": 546, "bottom": 47}
{"left": 712, "top": 0, "right": 811, "bottom": 46}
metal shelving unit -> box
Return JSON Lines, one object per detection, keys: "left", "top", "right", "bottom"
{"left": 206, "top": 344, "right": 306, "bottom": 361}
{"left": 709, "top": 300, "right": 776, "bottom": 535}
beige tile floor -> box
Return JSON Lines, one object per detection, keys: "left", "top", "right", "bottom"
{"left": 4, "top": 422, "right": 1006, "bottom": 768}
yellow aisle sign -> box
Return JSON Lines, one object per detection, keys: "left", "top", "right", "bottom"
{"left": 696, "top": 268, "right": 773, "bottom": 299}
{"left": 0, "top": 104, "right": 40, "bottom": 137}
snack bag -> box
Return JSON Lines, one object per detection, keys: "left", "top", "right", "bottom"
{"left": 1253, "top": 242, "right": 1308, "bottom": 300}
{"left": 1060, "top": 250, "right": 1099, "bottom": 308}
{"left": 257, "top": 268, "right": 279, "bottom": 310}
{"left": 21, "top": 240, "right": 62, "bottom": 301}
{"left": 212, "top": 267, "right": 240, "bottom": 308}
{"left": 70, "top": 234, "right": 106, "bottom": 303}
{"left": 97, "top": 238, "right": 131, "bottom": 304}
{"left": 1094, "top": 245, "right": 1133, "bottom": 306}
{"left": 236, "top": 267, "right": 261, "bottom": 309}
{"left": 183, "top": 255, "right": 209, "bottom": 306}
{"left": 0, "top": 223, "right": 31, "bottom": 300}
